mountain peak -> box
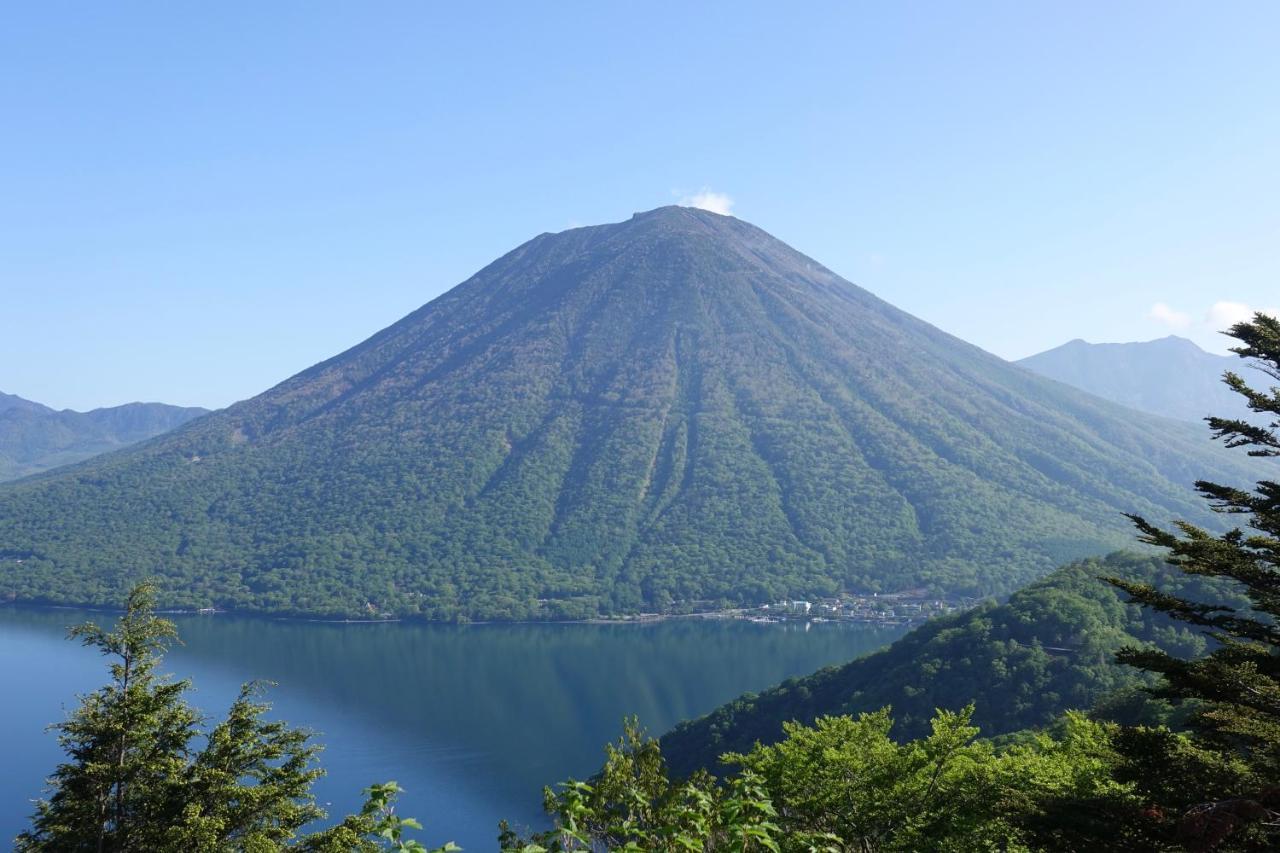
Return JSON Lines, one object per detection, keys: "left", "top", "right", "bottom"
{"left": 634, "top": 203, "right": 733, "bottom": 220}
{"left": 620, "top": 205, "right": 740, "bottom": 238}
{"left": 632, "top": 204, "right": 701, "bottom": 219}
{"left": 1154, "top": 334, "right": 1204, "bottom": 351}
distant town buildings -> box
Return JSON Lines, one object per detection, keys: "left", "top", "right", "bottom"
{"left": 753, "top": 591, "right": 969, "bottom": 625}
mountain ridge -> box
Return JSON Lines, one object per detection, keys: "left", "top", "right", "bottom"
{"left": 1017, "top": 334, "right": 1253, "bottom": 424}
{"left": 0, "top": 393, "right": 209, "bottom": 482}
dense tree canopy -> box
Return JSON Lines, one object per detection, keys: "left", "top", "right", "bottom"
{"left": 659, "top": 551, "right": 1225, "bottom": 777}
{"left": 505, "top": 709, "right": 1142, "bottom": 852}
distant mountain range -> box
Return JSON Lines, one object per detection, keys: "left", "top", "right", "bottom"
{"left": 1017, "top": 335, "right": 1255, "bottom": 424}
{"left": 0, "top": 393, "right": 208, "bottom": 482}
{"left": 0, "top": 207, "right": 1262, "bottom": 619}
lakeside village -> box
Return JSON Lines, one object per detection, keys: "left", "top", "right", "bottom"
{"left": 746, "top": 590, "right": 973, "bottom": 626}
{"left": 588, "top": 589, "right": 980, "bottom": 628}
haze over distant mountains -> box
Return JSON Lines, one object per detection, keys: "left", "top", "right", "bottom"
{"left": 1018, "top": 335, "right": 1255, "bottom": 424}
{"left": 0, "top": 393, "right": 208, "bottom": 482}
{"left": 0, "top": 207, "right": 1261, "bottom": 619}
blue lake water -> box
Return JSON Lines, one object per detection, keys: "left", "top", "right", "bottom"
{"left": 0, "top": 606, "right": 904, "bottom": 849}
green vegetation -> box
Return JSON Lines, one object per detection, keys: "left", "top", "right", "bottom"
{"left": 0, "top": 392, "right": 206, "bottom": 482}
{"left": 16, "top": 583, "right": 455, "bottom": 852}
{"left": 659, "top": 551, "right": 1229, "bottom": 778}
{"left": 20, "top": 312, "right": 1280, "bottom": 850}
{"left": 1090, "top": 312, "right": 1280, "bottom": 849}
{"left": 507, "top": 710, "right": 1134, "bottom": 852}
{"left": 0, "top": 208, "right": 1261, "bottom": 619}
{"left": 494, "top": 314, "right": 1280, "bottom": 850}
{"left": 633, "top": 312, "right": 1278, "bottom": 850}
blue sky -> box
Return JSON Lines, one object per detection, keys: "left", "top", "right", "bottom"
{"left": 2, "top": 2, "right": 1277, "bottom": 410}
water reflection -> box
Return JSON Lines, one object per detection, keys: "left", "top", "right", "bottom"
{"left": 0, "top": 607, "right": 904, "bottom": 849}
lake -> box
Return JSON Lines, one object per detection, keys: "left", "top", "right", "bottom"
{"left": 0, "top": 606, "right": 905, "bottom": 849}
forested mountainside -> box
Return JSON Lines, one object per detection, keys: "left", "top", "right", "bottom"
{"left": 0, "top": 393, "right": 208, "bottom": 481}
{"left": 659, "top": 552, "right": 1231, "bottom": 778}
{"left": 1018, "top": 335, "right": 1253, "bottom": 424}
{"left": 0, "top": 207, "right": 1261, "bottom": 619}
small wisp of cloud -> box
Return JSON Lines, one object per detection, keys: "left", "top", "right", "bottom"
{"left": 677, "top": 188, "right": 735, "bottom": 216}
{"left": 1147, "top": 302, "right": 1191, "bottom": 330}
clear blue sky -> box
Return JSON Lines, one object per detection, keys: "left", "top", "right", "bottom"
{"left": 3, "top": 2, "right": 1277, "bottom": 410}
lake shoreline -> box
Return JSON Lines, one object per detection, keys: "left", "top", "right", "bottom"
{"left": 0, "top": 599, "right": 930, "bottom": 629}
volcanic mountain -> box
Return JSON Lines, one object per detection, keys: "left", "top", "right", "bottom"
{"left": 0, "top": 207, "right": 1258, "bottom": 619}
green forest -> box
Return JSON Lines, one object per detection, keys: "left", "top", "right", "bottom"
{"left": 659, "top": 550, "right": 1237, "bottom": 778}
{"left": 14, "top": 316, "right": 1280, "bottom": 851}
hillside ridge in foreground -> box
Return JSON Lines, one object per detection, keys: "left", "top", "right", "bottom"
{"left": 659, "top": 551, "right": 1220, "bottom": 778}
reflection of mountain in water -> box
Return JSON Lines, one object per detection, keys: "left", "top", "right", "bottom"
{"left": 0, "top": 607, "right": 903, "bottom": 849}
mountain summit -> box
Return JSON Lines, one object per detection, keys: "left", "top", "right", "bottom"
{"left": 0, "top": 208, "right": 1256, "bottom": 618}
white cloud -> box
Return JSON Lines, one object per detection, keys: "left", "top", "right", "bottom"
{"left": 1148, "top": 302, "right": 1191, "bottom": 329}
{"left": 1207, "top": 300, "right": 1280, "bottom": 329}
{"left": 1141, "top": 300, "right": 1279, "bottom": 352}
{"left": 677, "top": 188, "right": 735, "bottom": 216}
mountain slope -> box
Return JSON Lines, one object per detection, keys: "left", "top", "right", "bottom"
{"left": 1017, "top": 335, "right": 1253, "bottom": 424}
{"left": 659, "top": 552, "right": 1226, "bottom": 778}
{"left": 0, "top": 392, "right": 54, "bottom": 416}
{"left": 0, "top": 207, "right": 1261, "bottom": 619}
{"left": 0, "top": 394, "right": 209, "bottom": 481}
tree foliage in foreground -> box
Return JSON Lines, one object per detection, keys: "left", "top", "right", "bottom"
{"left": 661, "top": 550, "right": 1229, "bottom": 779}
{"left": 15, "top": 583, "right": 454, "bottom": 853}
{"left": 1091, "top": 312, "right": 1280, "bottom": 850}
{"left": 503, "top": 711, "right": 1137, "bottom": 852}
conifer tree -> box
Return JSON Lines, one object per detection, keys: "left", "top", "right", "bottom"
{"left": 1106, "top": 313, "right": 1280, "bottom": 850}
{"left": 17, "top": 583, "right": 452, "bottom": 852}
{"left": 17, "top": 583, "right": 201, "bottom": 851}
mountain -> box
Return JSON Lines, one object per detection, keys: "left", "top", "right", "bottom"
{"left": 0, "top": 207, "right": 1262, "bottom": 619}
{"left": 0, "top": 391, "right": 54, "bottom": 416}
{"left": 0, "top": 394, "right": 209, "bottom": 482}
{"left": 659, "top": 552, "right": 1228, "bottom": 778}
{"left": 1017, "top": 335, "right": 1255, "bottom": 424}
